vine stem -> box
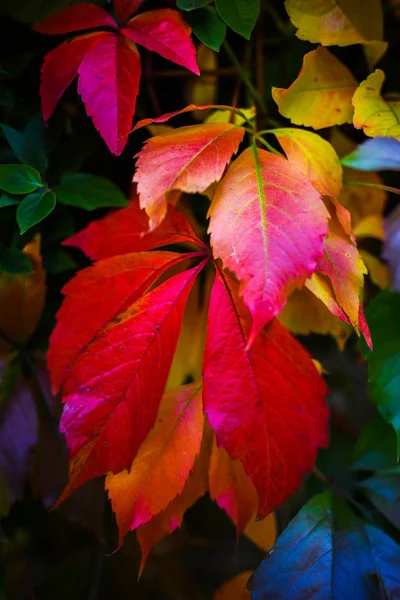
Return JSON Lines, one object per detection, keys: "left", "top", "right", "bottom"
{"left": 223, "top": 40, "right": 267, "bottom": 115}
{"left": 343, "top": 180, "right": 400, "bottom": 196}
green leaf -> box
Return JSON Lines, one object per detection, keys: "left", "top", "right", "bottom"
{"left": 0, "top": 247, "right": 33, "bottom": 274}
{"left": 0, "top": 164, "right": 42, "bottom": 194}
{"left": 0, "top": 192, "right": 19, "bottom": 208}
{"left": 16, "top": 190, "right": 56, "bottom": 234}
{"left": 187, "top": 6, "right": 227, "bottom": 51}
{"left": 177, "top": 0, "right": 208, "bottom": 10}
{"left": 43, "top": 247, "right": 76, "bottom": 274}
{"left": 24, "top": 114, "right": 60, "bottom": 156}
{"left": 1, "top": 123, "right": 48, "bottom": 172}
{"left": 215, "top": 0, "right": 260, "bottom": 39}
{"left": 54, "top": 173, "right": 128, "bottom": 211}
{"left": 353, "top": 416, "right": 397, "bottom": 471}
{"left": 362, "top": 290, "right": 400, "bottom": 453}
{"left": 249, "top": 491, "right": 400, "bottom": 599}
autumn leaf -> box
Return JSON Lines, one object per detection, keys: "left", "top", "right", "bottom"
{"left": 202, "top": 269, "right": 328, "bottom": 518}
{"left": 244, "top": 512, "right": 277, "bottom": 553}
{"left": 360, "top": 250, "right": 389, "bottom": 290}
{"left": 352, "top": 70, "right": 400, "bottom": 139}
{"left": 208, "top": 146, "right": 329, "bottom": 344}
{"left": 34, "top": 2, "right": 198, "bottom": 154}
{"left": 0, "top": 237, "right": 46, "bottom": 355}
{"left": 134, "top": 123, "right": 245, "bottom": 229}
{"left": 341, "top": 137, "right": 400, "bottom": 171}
{"left": 214, "top": 572, "right": 252, "bottom": 600}
{"left": 106, "top": 383, "right": 203, "bottom": 543}
{"left": 272, "top": 48, "right": 357, "bottom": 130}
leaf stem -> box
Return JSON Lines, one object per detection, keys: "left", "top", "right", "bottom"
{"left": 223, "top": 40, "right": 267, "bottom": 115}
{"left": 343, "top": 180, "right": 400, "bottom": 196}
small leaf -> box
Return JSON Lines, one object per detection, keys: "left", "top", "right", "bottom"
{"left": 215, "top": 0, "right": 260, "bottom": 39}
{"left": 352, "top": 415, "right": 397, "bottom": 471}
{"left": 187, "top": 6, "right": 227, "bottom": 52}
{"left": 0, "top": 164, "right": 41, "bottom": 194}
{"left": 214, "top": 572, "right": 252, "bottom": 600}
{"left": 0, "top": 193, "right": 19, "bottom": 207}
{"left": 272, "top": 47, "right": 357, "bottom": 130}
{"left": 353, "top": 70, "right": 400, "bottom": 139}
{"left": 1, "top": 123, "right": 48, "bottom": 172}
{"left": 16, "top": 190, "right": 56, "bottom": 234}
{"left": 342, "top": 137, "right": 400, "bottom": 171}
{"left": 0, "top": 247, "right": 33, "bottom": 275}
{"left": 177, "top": 0, "right": 208, "bottom": 10}
{"left": 55, "top": 173, "right": 128, "bottom": 211}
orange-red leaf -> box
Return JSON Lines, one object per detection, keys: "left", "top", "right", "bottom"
{"left": 202, "top": 269, "right": 329, "bottom": 518}
{"left": 33, "top": 4, "right": 116, "bottom": 34}
{"left": 115, "top": 0, "right": 143, "bottom": 24}
{"left": 134, "top": 123, "right": 245, "bottom": 229}
{"left": 208, "top": 147, "right": 329, "bottom": 345}
{"left": 106, "top": 383, "right": 203, "bottom": 542}
{"left": 64, "top": 200, "right": 206, "bottom": 260}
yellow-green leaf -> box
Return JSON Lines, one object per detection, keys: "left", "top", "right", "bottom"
{"left": 353, "top": 70, "right": 400, "bottom": 139}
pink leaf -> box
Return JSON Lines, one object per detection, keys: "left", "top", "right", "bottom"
{"left": 33, "top": 4, "right": 116, "bottom": 35}
{"left": 78, "top": 33, "right": 141, "bottom": 155}
{"left": 123, "top": 9, "right": 199, "bottom": 75}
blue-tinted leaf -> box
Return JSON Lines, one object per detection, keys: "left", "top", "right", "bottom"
{"left": 16, "top": 190, "right": 56, "bottom": 234}
{"left": 361, "top": 468, "right": 400, "bottom": 530}
{"left": 362, "top": 291, "right": 400, "bottom": 453}
{"left": 54, "top": 173, "right": 128, "bottom": 211}
{"left": 341, "top": 138, "right": 400, "bottom": 171}
{"left": 1, "top": 123, "right": 48, "bottom": 172}
{"left": 215, "top": 0, "right": 259, "bottom": 39}
{"left": 249, "top": 491, "right": 400, "bottom": 600}
{"left": 0, "top": 192, "right": 19, "bottom": 208}
{"left": 0, "top": 164, "right": 41, "bottom": 194}
{"left": 384, "top": 206, "right": 400, "bottom": 291}
{"left": 187, "top": 6, "right": 226, "bottom": 51}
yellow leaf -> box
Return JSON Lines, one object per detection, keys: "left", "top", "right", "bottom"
{"left": 273, "top": 128, "right": 342, "bottom": 197}
{"left": 362, "top": 41, "right": 388, "bottom": 70}
{"left": 360, "top": 250, "right": 390, "bottom": 289}
{"left": 214, "top": 572, "right": 253, "bottom": 600}
{"left": 353, "top": 70, "right": 400, "bottom": 139}
{"left": 0, "top": 237, "right": 46, "bottom": 355}
{"left": 244, "top": 512, "right": 277, "bottom": 553}
{"left": 205, "top": 107, "right": 256, "bottom": 126}
{"left": 284, "top": 0, "right": 383, "bottom": 47}
{"left": 353, "top": 215, "right": 384, "bottom": 240}
{"left": 272, "top": 48, "right": 357, "bottom": 129}
{"left": 190, "top": 45, "right": 218, "bottom": 122}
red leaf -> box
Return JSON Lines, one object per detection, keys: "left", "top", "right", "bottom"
{"left": 40, "top": 32, "right": 108, "bottom": 122}
{"left": 77, "top": 33, "right": 141, "bottom": 155}
{"left": 123, "top": 9, "right": 199, "bottom": 75}
{"left": 134, "top": 123, "right": 245, "bottom": 228}
{"left": 55, "top": 261, "right": 207, "bottom": 503}
{"left": 114, "top": 0, "right": 143, "bottom": 24}
{"left": 131, "top": 104, "right": 235, "bottom": 132}
{"left": 208, "top": 148, "right": 329, "bottom": 345}
{"left": 48, "top": 250, "right": 195, "bottom": 394}
{"left": 203, "top": 269, "right": 328, "bottom": 518}
{"left": 33, "top": 3, "right": 116, "bottom": 34}
{"left": 65, "top": 200, "right": 206, "bottom": 260}
{"left": 106, "top": 383, "right": 203, "bottom": 542}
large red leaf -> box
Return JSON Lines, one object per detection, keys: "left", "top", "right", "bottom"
{"left": 134, "top": 124, "right": 245, "bottom": 229}
{"left": 77, "top": 33, "right": 141, "bottom": 155}
{"left": 114, "top": 0, "right": 143, "bottom": 24}
{"left": 202, "top": 269, "right": 328, "bottom": 518}
{"left": 64, "top": 201, "right": 207, "bottom": 260}
{"left": 123, "top": 9, "right": 199, "bottom": 75}
{"left": 33, "top": 4, "right": 116, "bottom": 34}
{"left": 39, "top": 32, "right": 109, "bottom": 122}
{"left": 106, "top": 383, "right": 203, "bottom": 542}
{"left": 56, "top": 261, "right": 207, "bottom": 502}
{"left": 48, "top": 250, "right": 195, "bottom": 394}
{"left": 208, "top": 147, "right": 329, "bottom": 345}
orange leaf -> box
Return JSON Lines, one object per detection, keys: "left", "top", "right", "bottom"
{"left": 272, "top": 48, "right": 357, "bottom": 130}
{"left": 214, "top": 572, "right": 253, "bottom": 600}
{"left": 106, "top": 383, "right": 204, "bottom": 543}
{"left": 244, "top": 513, "right": 277, "bottom": 553}
{"left": 134, "top": 123, "right": 245, "bottom": 229}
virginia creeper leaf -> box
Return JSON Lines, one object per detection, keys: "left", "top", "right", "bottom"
{"left": 48, "top": 251, "right": 196, "bottom": 393}
{"left": 134, "top": 123, "right": 245, "bottom": 229}
{"left": 202, "top": 270, "right": 329, "bottom": 518}
{"left": 33, "top": 4, "right": 116, "bottom": 34}
{"left": 114, "top": 0, "right": 143, "bottom": 24}
{"left": 360, "top": 250, "right": 389, "bottom": 290}
{"left": 353, "top": 70, "right": 400, "bottom": 139}
{"left": 16, "top": 190, "right": 56, "bottom": 234}
{"left": 341, "top": 137, "right": 400, "bottom": 171}
{"left": 284, "top": 0, "right": 383, "bottom": 47}
{"left": 65, "top": 200, "right": 207, "bottom": 261}
{"left": 249, "top": 491, "right": 400, "bottom": 599}
{"left": 208, "top": 147, "right": 329, "bottom": 344}
{"left": 0, "top": 164, "right": 41, "bottom": 194}
{"left": 106, "top": 383, "right": 203, "bottom": 542}
{"left": 123, "top": 9, "right": 199, "bottom": 75}
{"left": 55, "top": 261, "right": 207, "bottom": 502}
{"left": 272, "top": 48, "right": 357, "bottom": 130}
{"left": 131, "top": 103, "right": 242, "bottom": 131}
{"left": 54, "top": 173, "right": 128, "bottom": 211}
{"left": 77, "top": 33, "right": 141, "bottom": 156}
{"left": 272, "top": 128, "right": 343, "bottom": 198}
{"left": 215, "top": 0, "right": 259, "bottom": 40}
{"left": 363, "top": 290, "right": 400, "bottom": 450}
